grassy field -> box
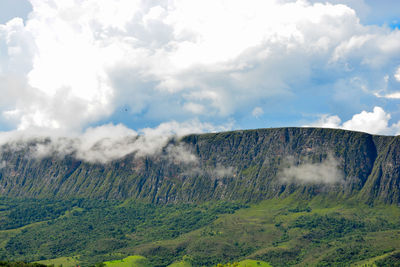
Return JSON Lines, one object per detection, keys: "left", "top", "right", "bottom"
{"left": 36, "top": 256, "right": 79, "bottom": 267}
{"left": 124, "top": 196, "right": 400, "bottom": 266}
{"left": 104, "top": 255, "right": 151, "bottom": 267}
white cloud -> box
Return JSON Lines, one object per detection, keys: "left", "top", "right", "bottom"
{"left": 211, "top": 164, "right": 235, "bottom": 178}
{"left": 183, "top": 102, "right": 205, "bottom": 114}
{"left": 0, "top": 119, "right": 232, "bottom": 163}
{"left": 374, "top": 91, "right": 400, "bottom": 99}
{"left": 279, "top": 154, "right": 344, "bottom": 185}
{"left": 311, "top": 114, "right": 342, "bottom": 128}
{"left": 309, "top": 106, "right": 400, "bottom": 135}
{"left": 139, "top": 119, "right": 232, "bottom": 137}
{"left": 342, "top": 107, "right": 391, "bottom": 134}
{"left": 166, "top": 144, "right": 198, "bottom": 164}
{"left": 384, "top": 92, "right": 400, "bottom": 99}
{"left": 0, "top": 0, "right": 399, "bottom": 137}
{"left": 252, "top": 107, "right": 264, "bottom": 118}
{"left": 395, "top": 66, "right": 400, "bottom": 82}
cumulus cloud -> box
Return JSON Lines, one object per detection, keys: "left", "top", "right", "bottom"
{"left": 279, "top": 154, "right": 343, "bottom": 185}
{"left": 342, "top": 107, "right": 391, "bottom": 134}
{"left": 309, "top": 106, "right": 400, "bottom": 135}
{"left": 0, "top": 0, "right": 399, "bottom": 135}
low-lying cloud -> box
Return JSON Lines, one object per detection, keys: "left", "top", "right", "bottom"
{"left": 211, "top": 165, "right": 236, "bottom": 178}
{"left": 184, "top": 163, "right": 236, "bottom": 180}
{"left": 0, "top": 120, "right": 231, "bottom": 164}
{"left": 279, "top": 155, "right": 343, "bottom": 185}
{"left": 165, "top": 144, "right": 198, "bottom": 164}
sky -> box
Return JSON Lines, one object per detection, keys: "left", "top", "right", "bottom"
{"left": 0, "top": 0, "right": 400, "bottom": 143}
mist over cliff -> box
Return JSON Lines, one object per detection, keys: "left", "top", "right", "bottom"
{"left": 0, "top": 127, "right": 398, "bottom": 205}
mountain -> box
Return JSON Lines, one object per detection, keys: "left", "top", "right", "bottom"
{"left": 1, "top": 127, "right": 400, "bottom": 266}
{"left": 0, "top": 127, "right": 399, "bottom": 204}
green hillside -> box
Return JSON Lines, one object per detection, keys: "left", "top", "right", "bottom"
{"left": 0, "top": 196, "right": 399, "bottom": 266}
{"left": 0, "top": 128, "right": 399, "bottom": 265}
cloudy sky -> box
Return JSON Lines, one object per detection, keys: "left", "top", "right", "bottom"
{"left": 1, "top": 0, "right": 400, "bottom": 139}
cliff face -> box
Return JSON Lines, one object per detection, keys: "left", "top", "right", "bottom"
{"left": 0, "top": 128, "right": 398, "bottom": 204}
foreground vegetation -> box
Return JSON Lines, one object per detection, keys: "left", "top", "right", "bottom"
{"left": 0, "top": 198, "right": 244, "bottom": 265}
{"left": 0, "top": 196, "right": 400, "bottom": 266}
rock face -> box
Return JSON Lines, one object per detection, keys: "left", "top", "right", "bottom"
{"left": 0, "top": 128, "right": 399, "bottom": 204}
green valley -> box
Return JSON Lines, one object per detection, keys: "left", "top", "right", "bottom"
{"left": 0, "top": 128, "right": 399, "bottom": 266}
{"left": 0, "top": 196, "right": 399, "bottom": 266}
